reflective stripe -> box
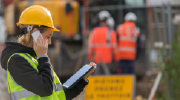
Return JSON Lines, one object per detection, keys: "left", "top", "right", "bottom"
{"left": 89, "top": 43, "right": 117, "bottom": 48}
{"left": 21, "top": 54, "right": 63, "bottom": 91}
{"left": 24, "top": 53, "right": 37, "bottom": 65}
{"left": 116, "top": 47, "right": 136, "bottom": 52}
{"left": 10, "top": 89, "right": 36, "bottom": 100}
{"left": 53, "top": 84, "right": 56, "bottom": 91}
{"left": 118, "top": 24, "right": 139, "bottom": 42}
{"left": 24, "top": 54, "right": 63, "bottom": 92}
{"left": 9, "top": 83, "right": 63, "bottom": 100}
{"left": 119, "top": 37, "right": 137, "bottom": 42}
{"left": 106, "top": 30, "right": 112, "bottom": 44}
{"left": 7, "top": 53, "right": 66, "bottom": 100}
{"left": 56, "top": 83, "right": 63, "bottom": 91}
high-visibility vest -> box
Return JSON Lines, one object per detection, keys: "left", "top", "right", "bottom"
{"left": 88, "top": 27, "right": 118, "bottom": 64}
{"left": 116, "top": 22, "right": 140, "bottom": 60}
{"left": 7, "top": 53, "right": 66, "bottom": 100}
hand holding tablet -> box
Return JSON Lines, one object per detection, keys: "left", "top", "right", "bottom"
{"left": 83, "top": 62, "right": 96, "bottom": 80}
{"left": 63, "top": 62, "right": 96, "bottom": 89}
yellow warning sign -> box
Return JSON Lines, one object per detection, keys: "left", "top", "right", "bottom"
{"left": 85, "top": 75, "right": 135, "bottom": 100}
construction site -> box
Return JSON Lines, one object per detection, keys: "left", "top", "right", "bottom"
{"left": 1, "top": 0, "right": 180, "bottom": 100}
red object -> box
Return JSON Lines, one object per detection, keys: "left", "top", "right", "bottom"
{"left": 88, "top": 26, "right": 118, "bottom": 64}
{"left": 117, "top": 65, "right": 122, "bottom": 74}
{"left": 116, "top": 21, "right": 140, "bottom": 60}
{"left": 2, "top": 0, "right": 13, "bottom": 7}
{"left": 0, "top": 44, "right": 5, "bottom": 58}
{"left": 150, "top": 86, "right": 156, "bottom": 99}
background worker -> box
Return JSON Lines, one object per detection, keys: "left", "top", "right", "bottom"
{"left": 0, "top": 5, "right": 96, "bottom": 100}
{"left": 106, "top": 17, "right": 119, "bottom": 73}
{"left": 88, "top": 10, "right": 118, "bottom": 75}
{"left": 106, "top": 17, "right": 115, "bottom": 30}
{"left": 116, "top": 12, "right": 140, "bottom": 74}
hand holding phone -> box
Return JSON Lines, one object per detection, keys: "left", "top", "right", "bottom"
{"left": 32, "top": 30, "right": 48, "bottom": 57}
{"left": 32, "top": 30, "right": 41, "bottom": 43}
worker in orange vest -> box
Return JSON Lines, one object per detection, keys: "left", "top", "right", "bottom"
{"left": 116, "top": 12, "right": 140, "bottom": 74}
{"left": 88, "top": 11, "right": 118, "bottom": 75}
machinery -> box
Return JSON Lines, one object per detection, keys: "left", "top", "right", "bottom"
{"left": 3, "top": 0, "right": 83, "bottom": 81}
{"left": 4, "top": 0, "right": 148, "bottom": 81}
{"left": 14, "top": 0, "right": 80, "bottom": 37}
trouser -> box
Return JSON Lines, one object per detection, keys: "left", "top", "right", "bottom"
{"left": 118, "top": 60, "right": 135, "bottom": 74}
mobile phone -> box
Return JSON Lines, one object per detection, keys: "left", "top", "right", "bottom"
{"left": 31, "top": 30, "right": 41, "bottom": 43}
{"left": 63, "top": 65, "right": 94, "bottom": 89}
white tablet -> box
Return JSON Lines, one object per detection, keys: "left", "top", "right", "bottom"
{"left": 63, "top": 65, "right": 94, "bottom": 89}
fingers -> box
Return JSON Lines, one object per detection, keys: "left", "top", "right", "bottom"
{"left": 83, "top": 67, "right": 95, "bottom": 79}
{"left": 37, "top": 34, "right": 41, "bottom": 44}
{"left": 33, "top": 33, "right": 48, "bottom": 57}
{"left": 33, "top": 40, "right": 37, "bottom": 49}
{"left": 37, "top": 34, "right": 46, "bottom": 46}
{"left": 83, "top": 62, "right": 97, "bottom": 80}
{"left": 41, "top": 35, "right": 47, "bottom": 46}
{"left": 40, "top": 34, "right": 44, "bottom": 45}
{"left": 89, "top": 62, "right": 97, "bottom": 68}
{"left": 89, "top": 62, "right": 93, "bottom": 66}
{"left": 93, "top": 63, "right": 97, "bottom": 68}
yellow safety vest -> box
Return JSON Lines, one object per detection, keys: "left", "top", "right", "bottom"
{"left": 7, "top": 53, "right": 66, "bottom": 100}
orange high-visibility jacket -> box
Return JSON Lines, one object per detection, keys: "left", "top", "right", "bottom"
{"left": 116, "top": 21, "right": 140, "bottom": 60}
{"left": 88, "top": 26, "right": 118, "bottom": 64}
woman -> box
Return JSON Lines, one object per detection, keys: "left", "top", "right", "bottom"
{"left": 0, "top": 5, "right": 96, "bottom": 100}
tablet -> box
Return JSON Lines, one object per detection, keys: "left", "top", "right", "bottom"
{"left": 63, "top": 65, "right": 94, "bottom": 89}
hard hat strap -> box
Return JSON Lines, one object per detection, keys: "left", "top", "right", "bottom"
{"left": 27, "top": 25, "right": 34, "bottom": 32}
{"left": 21, "top": 27, "right": 28, "bottom": 35}
{"left": 20, "top": 25, "right": 34, "bottom": 35}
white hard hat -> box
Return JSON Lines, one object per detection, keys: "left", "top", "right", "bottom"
{"left": 124, "top": 12, "right": 137, "bottom": 21}
{"left": 107, "top": 17, "right": 115, "bottom": 28}
{"left": 98, "top": 10, "right": 111, "bottom": 21}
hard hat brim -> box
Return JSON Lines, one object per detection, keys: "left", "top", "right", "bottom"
{"left": 16, "top": 23, "right": 60, "bottom": 32}
{"left": 53, "top": 28, "right": 60, "bottom": 32}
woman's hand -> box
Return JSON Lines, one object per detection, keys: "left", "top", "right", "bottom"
{"left": 33, "top": 34, "right": 48, "bottom": 57}
{"left": 83, "top": 62, "right": 97, "bottom": 81}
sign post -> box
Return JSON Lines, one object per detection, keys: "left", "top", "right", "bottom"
{"left": 85, "top": 75, "right": 135, "bottom": 100}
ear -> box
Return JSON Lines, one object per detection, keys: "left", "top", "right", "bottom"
{"left": 32, "top": 28, "right": 38, "bottom": 33}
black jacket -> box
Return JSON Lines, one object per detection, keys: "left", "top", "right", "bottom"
{"left": 0, "top": 42, "right": 88, "bottom": 100}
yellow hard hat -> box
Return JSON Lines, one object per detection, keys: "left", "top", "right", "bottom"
{"left": 16, "top": 5, "right": 59, "bottom": 31}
